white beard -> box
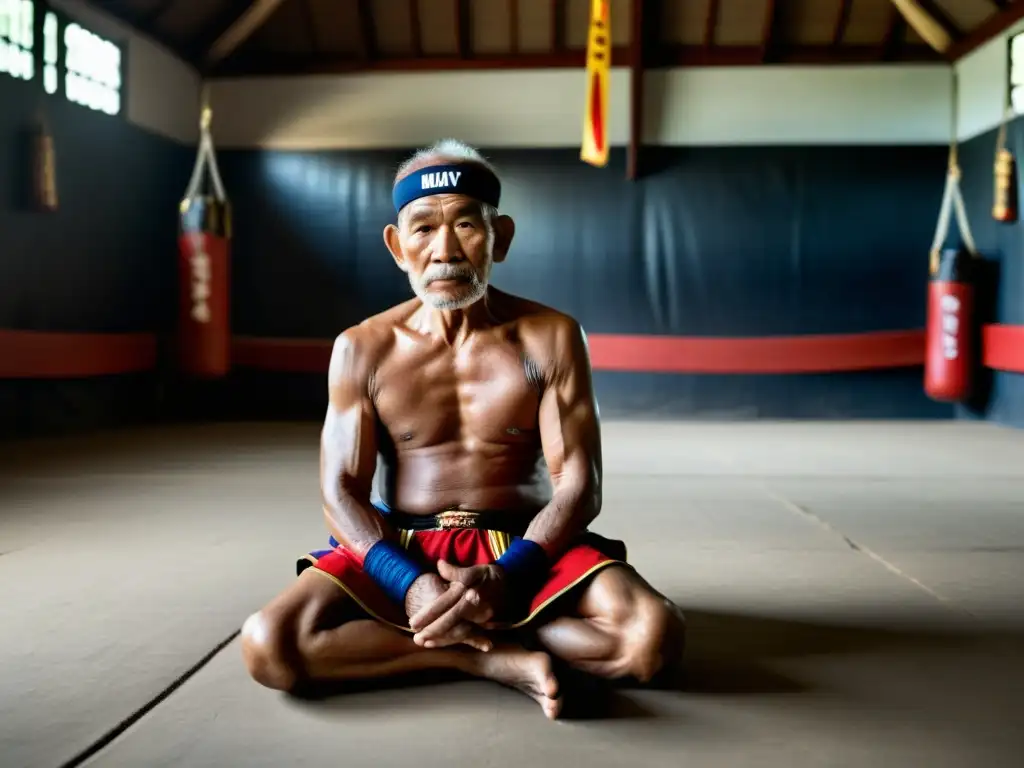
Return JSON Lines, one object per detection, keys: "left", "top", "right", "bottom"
{"left": 409, "top": 258, "right": 491, "bottom": 310}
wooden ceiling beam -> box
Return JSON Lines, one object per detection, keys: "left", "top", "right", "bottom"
{"left": 143, "top": 0, "right": 177, "bottom": 25}
{"left": 210, "top": 43, "right": 943, "bottom": 78}
{"left": 704, "top": 0, "right": 720, "bottom": 47}
{"left": 888, "top": 0, "right": 955, "bottom": 53}
{"left": 832, "top": 0, "right": 852, "bottom": 47}
{"left": 509, "top": 0, "right": 519, "bottom": 53}
{"left": 301, "top": 0, "right": 319, "bottom": 54}
{"left": 949, "top": 0, "right": 1024, "bottom": 61}
{"left": 761, "top": 0, "right": 781, "bottom": 62}
{"left": 409, "top": 0, "right": 423, "bottom": 58}
{"left": 913, "top": 0, "right": 963, "bottom": 41}
{"left": 204, "top": 0, "right": 287, "bottom": 67}
{"left": 456, "top": 0, "right": 472, "bottom": 58}
{"left": 880, "top": 5, "right": 908, "bottom": 60}
{"left": 84, "top": 0, "right": 184, "bottom": 60}
{"left": 357, "top": 0, "right": 378, "bottom": 61}
{"left": 551, "top": 0, "right": 566, "bottom": 53}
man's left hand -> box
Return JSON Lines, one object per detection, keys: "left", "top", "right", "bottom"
{"left": 409, "top": 561, "right": 507, "bottom": 647}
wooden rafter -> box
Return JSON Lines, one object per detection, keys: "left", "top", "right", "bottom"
{"left": 761, "top": 0, "right": 781, "bottom": 63}
{"left": 212, "top": 43, "right": 945, "bottom": 79}
{"left": 832, "top": 0, "right": 852, "bottom": 47}
{"left": 357, "top": 0, "right": 378, "bottom": 61}
{"left": 409, "top": 0, "right": 423, "bottom": 58}
{"left": 704, "top": 0, "right": 720, "bottom": 47}
{"left": 205, "top": 0, "right": 288, "bottom": 67}
{"left": 456, "top": 0, "right": 471, "bottom": 59}
{"left": 91, "top": 0, "right": 183, "bottom": 60}
{"left": 880, "top": 5, "right": 907, "bottom": 60}
{"left": 914, "top": 0, "right": 963, "bottom": 41}
{"left": 949, "top": 0, "right": 1024, "bottom": 60}
{"left": 301, "top": 0, "right": 319, "bottom": 54}
{"left": 509, "top": 0, "right": 519, "bottom": 53}
{"left": 142, "top": 0, "right": 176, "bottom": 24}
{"left": 551, "top": 0, "right": 566, "bottom": 53}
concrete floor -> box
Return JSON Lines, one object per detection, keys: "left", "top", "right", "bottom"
{"left": 2, "top": 420, "right": 1023, "bottom": 767}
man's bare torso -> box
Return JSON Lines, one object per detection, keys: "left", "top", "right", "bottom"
{"left": 354, "top": 289, "right": 576, "bottom": 515}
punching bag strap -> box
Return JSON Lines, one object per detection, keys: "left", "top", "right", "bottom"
{"left": 184, "top": 94, "right": 227, "bottom": 203}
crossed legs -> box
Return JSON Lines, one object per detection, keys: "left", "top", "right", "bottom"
{"left": 241, "top": 565, "right": 685, "bottom": 719}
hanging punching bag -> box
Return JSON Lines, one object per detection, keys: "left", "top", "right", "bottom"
{"left": 924, "top": 157, "right": 977, "bottom": 403}
{"left": 925, "top": 248, "right": 974, "bottom": 402}
{"left": 993, "top": 147, "right": 1017, "bottom": 223}
{"left": 178, "top": 103, "right": 231, "bottom": 378}
{"left": 993, "top": 112, "right": 1018, "bottom": 223}
{"left": 31, "top": 116, "right": 58, "bottom": 213}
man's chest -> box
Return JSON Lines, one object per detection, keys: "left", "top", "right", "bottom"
{"left": 372, "top": 340, "right": 545, "bottom": 448}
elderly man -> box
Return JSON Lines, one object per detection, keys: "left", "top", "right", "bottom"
{"left": 241, "top": 139, "right": 685, "bottom": 718}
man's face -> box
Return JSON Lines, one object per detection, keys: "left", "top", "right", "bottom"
{"left": 386, "top": 194, "right": 501, "bottom": 311}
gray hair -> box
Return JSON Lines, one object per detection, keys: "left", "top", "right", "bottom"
{"left": 395, "top": 138, "right": 500, "bottom": 224}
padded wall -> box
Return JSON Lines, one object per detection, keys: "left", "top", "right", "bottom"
{"left": 0, "top": 75, "right": 189, "bottom": 438}
{"left": 217, "top": 143, "right": 951, "bottom": 419}
{"left": 955, "top": 117, "right": 1024, "bottom": 429}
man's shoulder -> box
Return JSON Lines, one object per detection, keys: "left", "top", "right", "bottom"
{"left": 330, "top": 300, "right": 420, "bottom": 372}
{"left": 498, "top": 292, "right": 588, "bottom": 356}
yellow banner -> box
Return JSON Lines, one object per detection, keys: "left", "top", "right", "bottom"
{"left": 581, "top": 0, "right": 611, "bottom": 167}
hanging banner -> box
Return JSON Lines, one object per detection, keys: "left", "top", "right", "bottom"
{"left": 581, "top": 0, "right": 611, "bottom": 168}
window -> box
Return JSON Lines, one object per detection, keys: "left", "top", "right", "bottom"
{"left": 42, "top": 10, "right": 55, "bottom": 92}
{"left": 64, "top": 21, "right": 121, "bottom": 115}
{"left": 1, "top": 2, "right": 124, "bottom": 115}
{"left": 1010, "top": 31, "right": 1024, "bottom": 116}
{"left": 0, "top": 0, "right": 34, "bottom": 82}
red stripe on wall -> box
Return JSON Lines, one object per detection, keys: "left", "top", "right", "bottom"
{"left": 586, "top": 330, "right": 926, "bottom": 374}
{"left": 1, "top": 326, "right": 1022, "bottom": 378}
{"left": 0, "top": 330, "right": 157, "bottom": 379}
{"left": 232, "top": 336, "right": 332, "bottom": 373}
{"left": 982, "top": 324, "right": 1024, "bottom": 373}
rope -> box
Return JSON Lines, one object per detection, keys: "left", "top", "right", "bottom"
{"left": 929, "top": 70, "right": 977, "bottom": 272}
{"left": 183, "top": 90, "right": 227, "bottom": 203}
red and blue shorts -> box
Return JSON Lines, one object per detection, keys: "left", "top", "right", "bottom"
{"left": 297, "top": 506, "right": 628, "bottom": 632}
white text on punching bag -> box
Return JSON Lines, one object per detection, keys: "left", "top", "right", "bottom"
{"left": 190, "top": 250, "right": 211, "bottom": 323}
{"left": 940, "top": 294, "right": 960, "bottom": 360}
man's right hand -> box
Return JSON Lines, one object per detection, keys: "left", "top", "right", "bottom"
{"left": 404, "top": 573, "right": 493, "bottom": 653}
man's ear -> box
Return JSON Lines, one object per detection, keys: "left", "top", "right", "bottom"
{"left": 383, "top": 223, "right": 407, "bottom": 272}
{"left": 491, "top": 215, "right": 515, "bottom": 264}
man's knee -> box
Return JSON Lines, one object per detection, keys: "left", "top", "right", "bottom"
{"left": 621, "top": 594, "right": 686, "bottom": 683}
{"left": 240, "top": 609, "right": 302, "bottom": 692}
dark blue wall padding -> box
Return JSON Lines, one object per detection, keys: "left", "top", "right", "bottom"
{"left": 955, "top": 118, "right": 1024, "bottom": 429}
{"left": 0, "top": 74, "right": 189, "bottom": 437}
{"left": 214, "top": 144, "right": 951, "bottom": 419}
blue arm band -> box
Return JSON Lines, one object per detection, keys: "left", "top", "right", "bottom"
{"left": 362, "top": 540, "right": 426, "bottom": 607}
{"left": 495, "top": 538, "right": 549, "bottom": 599}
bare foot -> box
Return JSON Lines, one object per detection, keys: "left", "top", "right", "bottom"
{"left": 476, "top": 645, "right": 563, "bottom": 719}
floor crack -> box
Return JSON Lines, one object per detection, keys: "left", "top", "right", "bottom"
{"left": 58, "top": 628, "right": 242, "bottom": 768}
{"left": 757, "top": 483, "right": 975, "bottom": 619}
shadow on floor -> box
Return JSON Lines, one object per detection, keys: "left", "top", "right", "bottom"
{"left": 283, "top": 608, "right": 1015, "bottom": 721}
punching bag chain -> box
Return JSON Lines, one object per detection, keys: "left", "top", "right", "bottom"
{"left": 930, "top": 70, "right": 977, "bottom": 275}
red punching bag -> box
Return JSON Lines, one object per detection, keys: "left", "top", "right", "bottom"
{"left": 925, "top": 249, "right": 974, "bottom": 401}
{"left": 178, "top": 103, "right": 231, "bottom": 378}
{"left": 924, "top": 160, "right": 977, "bottom": 403}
